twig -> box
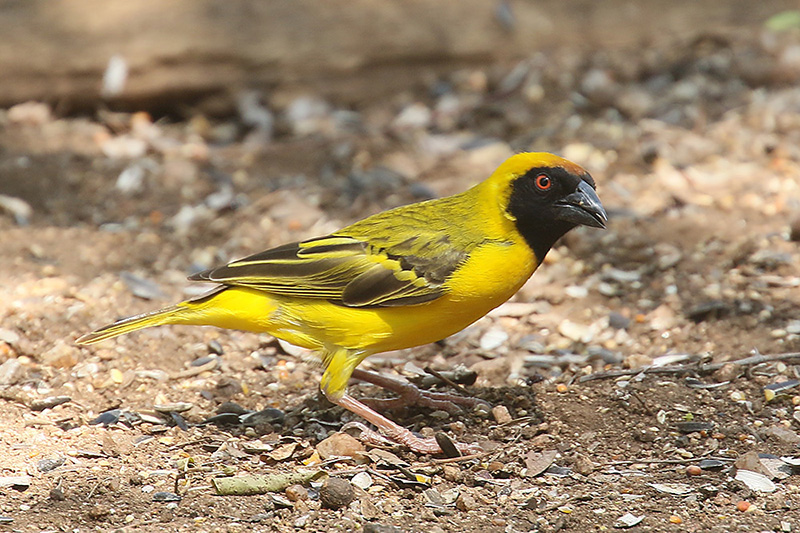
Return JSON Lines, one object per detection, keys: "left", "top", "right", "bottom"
{"left": 431, "top": 452, "right": 487, "bottom": 464}
{"left": 212, "top": 470, "right": 323, "bottom": 496}
{"left": 603, "top": 455, "right": 735, "bottom": 467}
{"left": 535, "top": 494, "right": 591, "bottom": 513}
{"left": 579, "top": 351, "right": 800, "bottom": 383}
{"left": 701, "top": 351, "right": 800, "bottom": 369}
{"left": 85, "top": 478, "right": 103, "bottom": 499}
{"left": 495, "top": 415, "right": 535, "bottom": 429}
{"left": 423, "top": 366, "right": 471, "bottom": 396}
{"left": 579, "top": 366, "right": 691, "bottom": 382}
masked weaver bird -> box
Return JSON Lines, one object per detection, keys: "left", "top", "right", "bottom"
{"left": 78, "top": 152, "right": 607, "bottom": 454}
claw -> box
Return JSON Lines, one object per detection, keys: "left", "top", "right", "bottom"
{"left": 351, "top": 368, "right": 490, "bottom": 414}
{"left": 332, "top": 394, "right": 481, "bottom": 455}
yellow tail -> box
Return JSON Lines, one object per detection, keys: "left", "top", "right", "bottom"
{"left": 77, "top": 287, "right": 283, "bottom": 346}
{"left": 76, "top": 304, "right": 187, "bottom": 345}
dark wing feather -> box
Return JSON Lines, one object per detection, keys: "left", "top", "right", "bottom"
{"left": 188, "top": 233, "right": 468, "bottom": 308}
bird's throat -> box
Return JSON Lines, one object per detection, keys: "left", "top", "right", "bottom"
{"left": 512, "top": 218, "right": 575, "bottom": 266}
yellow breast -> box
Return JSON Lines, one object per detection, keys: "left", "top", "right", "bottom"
{"left": 264, "top": 237, "right": 537, "bottom": 354}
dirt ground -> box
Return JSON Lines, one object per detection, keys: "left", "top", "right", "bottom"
{"left": 3, "top": 23, "right": 800, "bottom": 533}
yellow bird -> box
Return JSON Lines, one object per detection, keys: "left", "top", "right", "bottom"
{"left": 77, "top": 152, "right": 606, "bottom": 454}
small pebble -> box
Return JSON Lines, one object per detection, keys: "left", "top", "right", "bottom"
{"left": 208, "top": 339, "right": 224, "bottom": 355}
{"left": 285, "top": 484, "right": 308, "bottom": 502}
{"left": 449, "top": 421, "right": 466, "bottom": 434}
{"left": 119, "top": 271, "right": 166, "bottom": 300}
{"left": 573, "top": 454, "right": 595, "bottom": 476}
{"left": 316, "top": 432, "right": 365, "bottom": 460}
{"left": 87, "top": 504, "right": 111, "bottom": 520}
{"left": 37, "top": 457, "right": 65, "bottom": 473}
{"left": 293, "top": 514, "right": 310, "bottom": 528}
{"left": 285, "top": 96, "right": 332, "bottom": 136}
{"left": 240, "top": 407, "right": 285, "bottom": 427}
{"left": 0, "top": 359, "right": 24, "bottom": 386}
{"left": 442, "top": 465, "right": 462, "bottom": 483}
{"left": 736, "top": 500, "right": 751, "bottom": 512}
{"left": 675, "top": 421, "right": 714, "bottom": 434}
{"left": 392, "top": 102, "right": 432, "bottom": 130}
{"left": 669, "top": 515, "right": 683, "bottom": 524}
{"left": 319, "top": 477, "right": 354, "bottom": 509}
{"left": 558, "top": 320, "right": 593, "bottom": 343}
{"left": 434, "top": 432, "right": 461, "bottom": 458}
{"left": 608, "top": 312, "right": 630, "bottom": 330}
{"left": 614, "top": 513, "right": 644, "bottom": 528}
{"left": 0, "top": 476, "right": 31, "bottom": 491}
{"left": 115, "top": 164, "right": 146, "bottom": 194}
{"left": 730, "top": 391, "right": 746, "bottom": 402}
{"left": 588, "top": 346, "right": 623, "bottom": 364}
{"left": 29, "top": 396, "right": 71, "bottom": 411}
{"left": 473, "top": 403, "right": 492, "bottom": 417}
{"left": 455, "top": 492, "right": 479, "bottom": 512}
{"left": 0, "top": 328, "right": 21, "bottom": 344}
{"left": 565, "top": 285, "right": 588, "bottom": 298}
{"left": 764, "top": 425, "right": 800, "bottom": 445}
{"left": 423, "top": 488, "right": 445, "bottom": 506}
{"left": 686, "top": 465, "right": 702, "bottom": 476}
{"left": 153, "top": 402, "right": 193, "bottom": 414}
{"left": 190, "top": 355, "right": 218, "bottom": 368}
{"left": 699, "top": 459, "right": 725, "bottom": 471}
{"left": 350, "top": 471, "right": 373, "bottom": 490}
{"left": 90, "top": 409, "right": 122, "bottom": 426}
{"left": 152, "top": 491, "right": 181, "bottom": 502}
{"left": 268, "top": 493, "right": 294, "bottom": 509}
{"left": 479, "top": 328, "right": 508, "bottom": 351}
{"left": 491, "top": 405, "right": 512, "bottom": 424}
{"left": 216, "top": 401, "right": 249, "bottom": 415}
{"left": 556, "top": 383, "right": 568, "bottom": 393}
{"left": 0, "top": 194, "right": 33, "bottom": 225}
{"left": 790, "top": 215, "right": 800, "bottom": 242}
{"left": 598, "top": 282, "right": 621, "bottom": 296}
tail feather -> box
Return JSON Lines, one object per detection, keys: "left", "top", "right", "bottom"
{"left": 76, "top": 305, "right": 184, "bottom": 345}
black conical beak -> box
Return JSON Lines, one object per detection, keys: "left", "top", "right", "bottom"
{"left": 554, "top": 180, "right": 607, "bottom": 229}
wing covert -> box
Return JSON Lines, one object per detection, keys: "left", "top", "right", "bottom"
{"left": 188, "top": 233, "right": 468, "bottom": 308}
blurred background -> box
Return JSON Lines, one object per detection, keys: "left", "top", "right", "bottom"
{"left": 3, "top": 1, "right": 800, "bottom": 530}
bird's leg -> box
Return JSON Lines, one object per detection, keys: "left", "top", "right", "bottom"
{"left": 329, "top": 392, "right": 482, "bottom": 455}
{"left": 320, "top": 348, "right": 482, "bottom": 454}
{"left": 350, "top": 368, "right": 490, "bottom": 414}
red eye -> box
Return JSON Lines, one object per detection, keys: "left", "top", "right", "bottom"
{"left": 535, "top": 174, "right": 552, "bottom": 191}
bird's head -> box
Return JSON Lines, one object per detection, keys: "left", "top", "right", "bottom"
{"left": 491, "top": 152, "right": 607, "bottom": 262}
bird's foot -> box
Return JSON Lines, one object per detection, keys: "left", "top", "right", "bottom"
{"left": 334, "top": 394, "right": 483, "bottom": 456}
{"left": 341, "top": 421, "right": 482, "bottom": 457}
{"left": 351, "top": 368, "right": 490, "bottom": 414}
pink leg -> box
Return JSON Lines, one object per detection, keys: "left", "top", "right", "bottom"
{"left": 350, "top": 368, "right": 490, "bottom": 414}
{"left": 330, "top": 393, "right": 482, "bottom": 455}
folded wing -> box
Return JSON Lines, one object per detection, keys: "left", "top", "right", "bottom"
{"left": 189, "top": 233, "right": 468, "bottom": 308}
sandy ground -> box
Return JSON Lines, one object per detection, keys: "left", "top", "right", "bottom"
{"left": 2, "top": 26, "right": 800, "bottom": 532}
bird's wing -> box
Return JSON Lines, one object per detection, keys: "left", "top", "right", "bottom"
{"left": 188, "top": 232, "right": 469, "bottom": 308}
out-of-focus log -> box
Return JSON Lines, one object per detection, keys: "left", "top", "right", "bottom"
{"left": 0, "top": 0, "right": 792, "bottom": 112}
